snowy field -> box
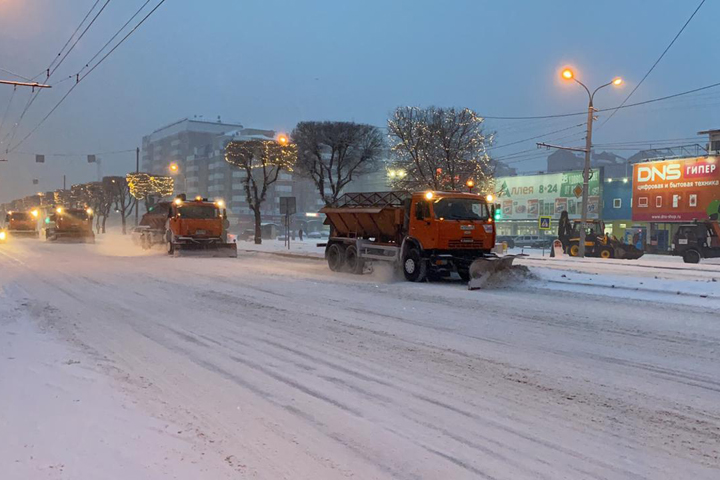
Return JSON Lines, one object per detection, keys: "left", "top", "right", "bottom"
{"left": 1, "top": 235, "right": 720, "bottom": 479}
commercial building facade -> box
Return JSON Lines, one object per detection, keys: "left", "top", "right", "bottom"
{"left": 141, "top": 117, "right": 325, "bottom": 231}
{"left": 494, "top": 169, "right": 602, "bottom": 236}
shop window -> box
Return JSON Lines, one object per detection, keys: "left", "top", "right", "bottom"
{"left": 689, "top": 194, "right": 698, "bottom": 207}
{"left": 638, "top": 197, "right": 648, "bottom": 208}
{"left": 613, "top": 198, "right": 622, "bottom": 209}
{"left": 672, "top": 195, "right": 679, "bottom": 208}
{"left": 655, "top": 196, "right": 662, "bottom": 208}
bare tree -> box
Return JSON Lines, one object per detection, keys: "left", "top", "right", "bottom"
{"left": 387, "top": 106, "right": 495, "bottom": 192}
{"left": 88, "top": 182, "right": 113, "bottom": 234}
{"left": 104, "top": 176, "right": 135, "bottom": 234}
{"left": 292, "top": 121, "right": 385, "bottom": 206}
{"left": 225, "top": 139, "right": 297, "bottom": 244}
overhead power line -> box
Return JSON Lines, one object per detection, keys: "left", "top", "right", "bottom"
{"left": 490, "top": 123, "right": 584, "bottom": 150}
{"left": 47, "top": 0, "right": 103, "bottom": 73}
{"left": 14, "top": 148, "right": 135, "bottom": 157}
{"left": 480, "top": 80, "right": 720, "bottom": 121}
{"left": 598, "top": 0, "right": 706, "bottom": 129}
{"left": 49, "top": 0, "right": 111, "bottom": 77}
{"left": 0, "top": 68, "right": 34, "bottom": 82}
{"left": 80, "top": 0, "right": 168, "bottom": 82}
{"left": 4, "top": 0, "right": 108, "bottom": 148}
{"left": 7, "top": 0, "right": 169, "bottom": 153}
{"left": 78, "top": 0, "right": 154, "bottom": 77}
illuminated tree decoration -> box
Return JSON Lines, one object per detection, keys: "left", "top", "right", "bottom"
{"left": 225, "top": 139, "right": 297, "bottom": 244}
{"left": 150, "top": 175, "right": 174, "bottom": 197}
{"left": 387, "top": 106, "right": 495, "bottom": 193}
{"left": 127, "top": 172, "right": 174, "bottom": 198}
{"left": 126, "top": 173, "right": 153, "bottom": 200}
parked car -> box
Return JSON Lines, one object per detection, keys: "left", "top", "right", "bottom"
{"left": 514, "top": 235, "right": 554, "bottom": 248}
{"left": 496, "top": 235, "right": 515, "bottom": 248}
{"left": 307, "top": 231, "right": 322, "bottom": 239}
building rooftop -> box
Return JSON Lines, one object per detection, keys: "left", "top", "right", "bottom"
{"left": 144, "top": 117, "right": 246, "bottom": 143}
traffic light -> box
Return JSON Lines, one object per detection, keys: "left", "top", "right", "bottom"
{"left": 494, "top": 203, "right": 502, "bottom": 221}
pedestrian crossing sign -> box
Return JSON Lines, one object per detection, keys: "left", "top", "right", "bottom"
{"left": 539, "top": 216, "right": 552, "bottom": 230}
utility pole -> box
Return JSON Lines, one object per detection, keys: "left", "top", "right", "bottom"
{"left": 578, "top": 100, "right": 595, "bottom": 258}
{"left": 63, "top": 174, "right": 66, "bottom": 190}
{"left": 540, "top": 68, "right": 624, "bottom": 258}
{"left": 135, "top": 147, "right": 140, "bottom": 226}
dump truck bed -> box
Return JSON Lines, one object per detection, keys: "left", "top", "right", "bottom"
{"left": 320, "top": 192, "right": 409, "bottom": 242}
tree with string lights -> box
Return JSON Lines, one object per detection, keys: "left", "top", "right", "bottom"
{"left": 126, "top": 173, "right": 174, "bottom": 213}
{"left": 225, "top": 139, "right": 297, "bottom": 244}
{"left": 387, "top": 106, "right": 495, "bottom": 193}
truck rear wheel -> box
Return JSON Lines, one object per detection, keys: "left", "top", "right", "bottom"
{"left": 403, "top": 248, "right": 427, "bottom": 282}
{"left": 599, "top": 248, "right": 612, "bottom": 259}
{"left": 327, "top": 243, "right": 346, "bottom": 271}
{"left": 682, "top": 249, "right": 701, "bottom": 264}
{"left": 344, "top": 245, "right": 364, "bottom": 274}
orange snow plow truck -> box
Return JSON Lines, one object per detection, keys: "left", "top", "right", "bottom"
{"left": 42, "top": 206, "right": 95, "bottom": 243}
{"left": 4, "top": 210, "right": 40, "bottom": 238}
{"left": 320, "top": 191, "right": 523, "bottom": 289}
{"left": 165, "top": 194, "right": 237, "bottom": 257}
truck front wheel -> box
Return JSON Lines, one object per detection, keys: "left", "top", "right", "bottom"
{"left": 403, "top": 248, "right": 427, "bottom": 282}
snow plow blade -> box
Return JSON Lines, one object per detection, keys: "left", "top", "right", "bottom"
{"left": 468, "top": 254, "right": 526, "bottom": 290}
{"left": 172, "top": 242, "right": 237, "bottom": 258}
{"left": 613, "top": 244, "right": 644, "bottom": 260}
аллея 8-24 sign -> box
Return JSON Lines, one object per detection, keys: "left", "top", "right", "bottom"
{"left": 632, "top": 157, "right": 720, "bottom": 222}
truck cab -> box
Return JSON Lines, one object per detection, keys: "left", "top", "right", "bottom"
{"left": 165, "top": 195, "right": 236, "bottom": 257}
{"left": 404, "top": 191, "right": 495, "bottom": 280}
{"left": 5, "top": 210, "right": 40, "bottom": 237}
{"left": 44, "top": 207, "right": 95, "bottom": 242}
{"left": 671, "top": 221, "right": 720, "bottom": 263}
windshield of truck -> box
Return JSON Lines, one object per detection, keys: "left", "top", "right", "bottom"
{"left": 64, "top": 210, "right": 89, "bottom": 220}
{"left": 10, "top": 212, "right": 31, "bottom": 221}
{"left": 433, "top": 198, "right": 489, "bottom": 220}
{"left": 179, "top": 205, "right": 219, "bottom": 219}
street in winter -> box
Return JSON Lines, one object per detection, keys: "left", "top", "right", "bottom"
{"left": 1, "top": 1, "right": 720, "bottom": 479}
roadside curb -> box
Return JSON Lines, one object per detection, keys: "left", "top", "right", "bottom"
{"left": 237, "top": 249, "right": 325, "bottom": 262}
{"left": 544, "top": 278, "right": 720, "bottom": 301}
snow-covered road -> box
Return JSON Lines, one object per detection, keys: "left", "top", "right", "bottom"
{"left": 1, "top": 238, "right": 719, "bottom": 479}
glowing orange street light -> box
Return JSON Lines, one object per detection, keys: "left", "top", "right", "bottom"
{"left": 556, "top": 65, "right": 624, "bottom": 258}
{"left": 169, "top": 163, "right": 179, "bottom": 173}
{"left": 277, "top": 134, "right": 289, "bottom": 145}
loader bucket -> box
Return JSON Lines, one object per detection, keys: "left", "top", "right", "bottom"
{"left": 172, "top": 242, "right": 238, "bottom": 258}
{"left": 613, "top": 244, "right": 644, "bottom": 260}
{"left": 468, "top": 254, "right": 526, "bottom": 290}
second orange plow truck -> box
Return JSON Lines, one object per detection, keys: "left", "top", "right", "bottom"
{"left": 319, "top": 191, "right": 523, "bottom": 289}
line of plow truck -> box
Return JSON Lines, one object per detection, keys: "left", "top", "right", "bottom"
{"left": 319, "top": 191, "right": 522, "bottom": 288}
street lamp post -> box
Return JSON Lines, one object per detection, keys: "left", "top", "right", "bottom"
{"left": 561, "top": 68, "right": 622, "bottom": 258}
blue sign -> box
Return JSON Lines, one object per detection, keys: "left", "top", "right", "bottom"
{"left": 539, "top": 216, "right": 552, "bottom": 230}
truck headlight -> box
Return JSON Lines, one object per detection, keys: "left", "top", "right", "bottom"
{"left": 0, "top": 231, "right": 6, "bottom": 240}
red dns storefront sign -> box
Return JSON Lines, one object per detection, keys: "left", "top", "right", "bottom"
{"left": 632, "top": 156, "right": 720, "bottom": 222}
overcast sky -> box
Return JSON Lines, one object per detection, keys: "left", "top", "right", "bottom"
{"left": 0, "top": 0, "right": 717, "bottom": 202}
